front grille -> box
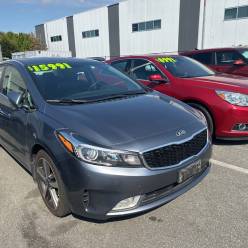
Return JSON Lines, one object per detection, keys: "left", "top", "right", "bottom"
{"left": 141, "top": 183, "right": 177, "bottom": 206}
{"left": 141, "top": 162, "right": 209, "bottom": 205}
{"left": 142, "top": 129, "right": 208, "bottom": 168}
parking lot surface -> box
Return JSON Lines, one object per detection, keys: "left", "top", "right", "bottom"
{"left": 0, "top": 141, "right": 247, "bottom": 248}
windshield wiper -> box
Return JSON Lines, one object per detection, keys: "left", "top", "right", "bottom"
{"left": 46, "top": 92, "right": 146, "bottom": 104}
{"left": 91, "top": 91, "right": 147, "bottom": 102}
{"left": 179, "top": 74, "right": 215, "bottom": 78}
{"left": 179, "top": 75, "right": 193, "bottom": 78}
{"left": 46, "top": 99, "right": 90, "bottom": 104}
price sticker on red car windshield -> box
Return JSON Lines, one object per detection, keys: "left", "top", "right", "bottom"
{"left": 156, "top": 57, "right": 177, "bottom": 63}
{"left": 27, "top": 63, "right": 72, "bottom": 72}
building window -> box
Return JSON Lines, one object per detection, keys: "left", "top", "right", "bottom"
{"left": 224, "top": 6, "right": 248, "bottom": 20}
{"left": 224, "top": 8, "right": 237, "bottom": 20}
{"left": 82, "top": 29, "right": 99, "bottom": 39}
{"left": 50, "top": 35, "right": 62, "bottom": 42}
{"left": 238, "top": 6, "right": 248, "bottom": 18}
{"left": 132, "top": 19, "right": 161, "bottom": 32}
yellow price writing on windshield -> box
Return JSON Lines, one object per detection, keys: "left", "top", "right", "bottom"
{"left": 27, "top": 63, "right": 72, "bottom": 72}
{"left": 156, "top": 57, "right": 176, "bottom": 63}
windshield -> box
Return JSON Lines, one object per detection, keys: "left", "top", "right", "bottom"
{"left": 156, "top": 56, "right": 215, "bottom": 78}
{"left": 26, "top": 60, "right": 146, "bottom": 102}
{"left": 239, "top": 49, "right": 248, "bottom": 60}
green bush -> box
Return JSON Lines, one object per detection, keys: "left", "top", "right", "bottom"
{"left": 0, "top": 32, "right": 45, "bottom": 58}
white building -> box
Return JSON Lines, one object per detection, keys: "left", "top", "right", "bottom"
{"left": 44, "top": 17, "right": 70, "bottom": 52}
{"left": 199, "top": 0, "right": 248, "bottom": 48}
{"left": 118, "top": 0, "right": 181, "bottom": 55}
{"left": 73, "top": 6, "right": 110, "bottom": 58}
{"left": 35, "top": 0, "right": 248, "bottom": 58}
{"left": 11, "top": 50, "right": 72, "bottom": 59}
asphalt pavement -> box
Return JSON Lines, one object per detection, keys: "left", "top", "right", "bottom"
{"left": 0, "top": 141, "right": 247, "bottom": 248}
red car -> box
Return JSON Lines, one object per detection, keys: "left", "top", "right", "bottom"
{"left": 107, "top": 55, "right": 248, "bottom": 140}
{"left": 181, "top": 47, "right": 248, "bottom": 77}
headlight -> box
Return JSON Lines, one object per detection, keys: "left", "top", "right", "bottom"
{"left": 75, "top": 144, "right": 141, "bottom": 167}
{"left": 216, "top": 90, "right": 248, "bottom": 106}
{"left": 57, "top": 131, "right": 142, "bottom": 167}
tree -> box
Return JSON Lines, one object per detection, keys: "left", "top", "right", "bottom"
{"left": 0, "top": 32, "right": 46, "bottom": 58}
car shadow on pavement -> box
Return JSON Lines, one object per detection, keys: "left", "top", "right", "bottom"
{"left": 213, "top": 139, "right": 248, "bottom": 146}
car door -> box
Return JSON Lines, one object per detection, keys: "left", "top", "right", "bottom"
{"left": 0, "top": 65, "right": 31, "bottom": 163}
{"left": 212, "top": 50, "right": 246, "bottom": 75}
{"left": 129, "top": 59, "right": 172, "bottom": 94}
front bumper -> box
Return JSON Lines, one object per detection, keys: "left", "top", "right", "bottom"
{"left": 215, "top": 104, "right": 248, "bottom": 140}
{"left": 107, "top": 165, "right": 210, "bottom": 217}
{"left": 58, "top": 142, "right": 212, "bottom": 220}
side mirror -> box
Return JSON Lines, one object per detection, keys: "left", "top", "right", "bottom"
{"left": 7, "top": 91, "right": 23, "bottom": 107}
{"left": 148, "top": 74, "right": 168, "bottom": 83}
{"left": 233, "top": 59, "right": 246, "bottom": 66}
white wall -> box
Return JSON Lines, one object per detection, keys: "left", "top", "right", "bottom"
{"left": 201, "top": 0, "right": 248, "bottom": 48}
{"left": 73, "top": 7, "right": 110, "bottom": 58}
{"left": 44, "top": 17, "right": 70, "bottom": 52}
{"left": 119, "top": 0, "right": 180, "bottom": 55}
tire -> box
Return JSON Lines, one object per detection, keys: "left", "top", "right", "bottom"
{"left": 35, "top": 150, "right": 70, "bottom": 217}
{"left": 188, "top": 103, "right": 214, "bottom": 137}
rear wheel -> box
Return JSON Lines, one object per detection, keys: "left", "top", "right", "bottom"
{"left": 35, "top": 150, "right": 70, "bottom": 217}
{"left": 188, "top": 103, "right": 214, "bottom": 137}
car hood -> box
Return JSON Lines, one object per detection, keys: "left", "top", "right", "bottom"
{"left": 193, "top": 74, "right": 248, "bottom": 91}
{"left": 44, "top": 92, "right": 206, "bottom": 153}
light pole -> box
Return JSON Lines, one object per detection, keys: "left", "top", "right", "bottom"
{"left": 201, "top": 0, "right": 207, "bottom": 49}
{"left": 0, "top": 44, "right": 2, "bottom": 62}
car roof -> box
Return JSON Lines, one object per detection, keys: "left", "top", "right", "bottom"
{"left": 3, "top": 57, "right": 98, "bottom": 66}
{"left": 109, "top": 53, "right": 180, "bottom": 61}
{"left": 181, "top": 47, "right": 248, "bottom": 54}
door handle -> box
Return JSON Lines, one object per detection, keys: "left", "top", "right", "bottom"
{"left": 0, "top": 108, "right": 11, "bottom": 119}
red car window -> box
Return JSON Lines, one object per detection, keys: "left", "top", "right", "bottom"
{"left": 216, "top": 51, "right": 243, "bottom": 65}
{"left": 131, "top": 59, "right": 165, "bottom": 81}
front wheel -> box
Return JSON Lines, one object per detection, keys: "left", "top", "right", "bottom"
{"left": 35, "top": 150, "right": 70, "bottom": 217}
{"left": 188, "top": 103, "right": 214, "bottom": 137}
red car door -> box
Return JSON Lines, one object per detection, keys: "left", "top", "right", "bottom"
{"left": 230, "top": 65, "right": 248, "bottom": 77}
{"left": 211, "top": 50, "right": 248, "bottom": 76}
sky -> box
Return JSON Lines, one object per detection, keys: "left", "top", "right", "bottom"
{"left": 0, "top": 0, "right": 119, "bottom": 33}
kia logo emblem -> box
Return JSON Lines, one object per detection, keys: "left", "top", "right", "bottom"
{"left": 176, "top": 130, "right": 186, "bottom": 137}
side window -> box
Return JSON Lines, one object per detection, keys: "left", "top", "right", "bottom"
{"left": 191, "top": 52, "right": 213, "bottom": 65}
{"left": 3, "top": 66, "right": 26, "bottom": 96}
{"left": 131, "top": 59, "right": 165, "bottom": 80}
{"left": 2, "top": 66, "right": 33, "bottom": 108}
{"left": 111, "top": 60, "right": 130, "bottom": 74}
{"left": 216, "top": 51, "right": 242, "bottom": 65}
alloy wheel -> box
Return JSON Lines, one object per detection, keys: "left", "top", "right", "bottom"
{"left": 36, "top": 158, "right": 59, "bottom": 210}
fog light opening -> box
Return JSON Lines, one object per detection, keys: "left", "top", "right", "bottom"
{"left": 233, "top": 123, "right": 248, "bottom": 131}
{"left": 238, "top": 124, "right": 247, "bottom": 131}
{"left": 112, "top": 196, "right": 141, "bottom": 211}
